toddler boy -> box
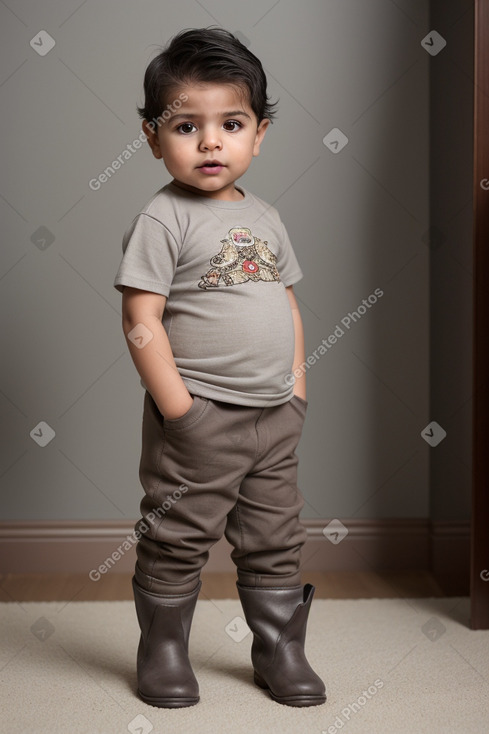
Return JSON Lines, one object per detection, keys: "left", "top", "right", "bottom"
{"left": 113, "top": 27, "right": 326, "bottom": 709}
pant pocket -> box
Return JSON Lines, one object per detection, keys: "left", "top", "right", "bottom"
{"left": 288, "top": 394, "right": 308, "bottom": 422}
{"left": 290, "top": 394, "right": 308, "bottom": 409}
{"left": 162, "top": 394, "right": 210, "bottom": 432}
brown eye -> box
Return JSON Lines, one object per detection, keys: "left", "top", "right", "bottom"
{"left": 177, "top": 122, "right": 196, "bottom": 134}
{"left": 223, "top": 120, "right": 241, "bottom": 131}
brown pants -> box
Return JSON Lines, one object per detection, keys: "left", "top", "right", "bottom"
{"left": 134, "top": 391, "right": 309, "bottom": 594}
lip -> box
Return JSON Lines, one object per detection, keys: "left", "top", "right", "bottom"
{"left": 197, "top": 160, "right": 225, "bottom": 175}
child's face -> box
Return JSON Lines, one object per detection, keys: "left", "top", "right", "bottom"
{"left": 143, "top": 83, "right": 270, "bottom": 201}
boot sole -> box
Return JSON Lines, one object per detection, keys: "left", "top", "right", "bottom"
{"left": 254, "top": 671, "right": 326, "bottom": 707}
{"left": 138, "top": 689, "right": 199, "bottom": 708}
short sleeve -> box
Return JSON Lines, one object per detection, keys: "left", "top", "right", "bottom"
{"left": 113, "top": 213, "right": 180, "bottom": 296}
{"left": 275, "top": 220, "right": 303, "bottom": 288}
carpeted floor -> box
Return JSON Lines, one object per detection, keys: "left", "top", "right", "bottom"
{"left": 1, "top": 595, "right": 488, "bottom": 733}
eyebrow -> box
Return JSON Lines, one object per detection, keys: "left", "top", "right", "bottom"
{"left": 167, "top": 110, "right": 252, "bottom": 122}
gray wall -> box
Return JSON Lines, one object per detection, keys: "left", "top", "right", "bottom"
{"left": 0, "top": 0, "right": 464, "bottom": 526}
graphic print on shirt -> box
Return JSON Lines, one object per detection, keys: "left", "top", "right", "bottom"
{"left": 198, "top": 226, "right": 281, "bottom": 289}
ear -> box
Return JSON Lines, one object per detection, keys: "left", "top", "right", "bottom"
{"left": 142, "top": 120, "right": 163, "bottom": 159}
{"left": 253, "top": 118, "right": 271, "bottom": 157}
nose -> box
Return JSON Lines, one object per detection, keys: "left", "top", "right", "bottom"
{"left": 199, "top": 125, "right": 222, "bottom": 152}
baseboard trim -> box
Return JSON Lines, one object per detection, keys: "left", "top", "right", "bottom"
{"left": 0, "top": 519, "right": 469, "bottom": 593}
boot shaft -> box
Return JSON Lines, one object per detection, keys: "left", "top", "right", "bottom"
{"left": 132, "top": 578, "right": 201, "bottom": 649}
{"left": 237, "top": 583, "right": 314, "bottom": 651}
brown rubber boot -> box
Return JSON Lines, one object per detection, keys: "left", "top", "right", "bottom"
{"left": 132, "top": 577, "right": 201, "bottom": 707}
{"left": 236, "top": 582, "right": 326, "bottom": 707}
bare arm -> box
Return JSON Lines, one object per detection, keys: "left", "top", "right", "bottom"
{"left": 286, "top": 285, "right": 306, "bottom": 400}
{"left": 121, "top": 286, "right": 193, "bottom": 420}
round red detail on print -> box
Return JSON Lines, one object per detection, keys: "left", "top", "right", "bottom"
{"left": 242, "top": 260, "right": 259, "bottom": 273}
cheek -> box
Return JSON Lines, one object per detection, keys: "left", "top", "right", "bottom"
{"left": 161, "top": 139, "right": 190, "bottom": 165}
{"left": 231, "top": 138, "right": 253, "bottom": 159}
{"left": 243, "top": 144, "right": 257, "bottom": 162}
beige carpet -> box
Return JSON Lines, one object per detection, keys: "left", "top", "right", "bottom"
{"left": 1, "top": 595, "right": 488, "bottom": 734}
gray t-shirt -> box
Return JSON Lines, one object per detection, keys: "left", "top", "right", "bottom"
{"left": 113, "top": 182, "right": 303, "bottom": 407}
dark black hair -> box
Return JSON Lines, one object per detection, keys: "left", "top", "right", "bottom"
{"left": 137, "top": 27, "right": 278, "bottom": 128}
